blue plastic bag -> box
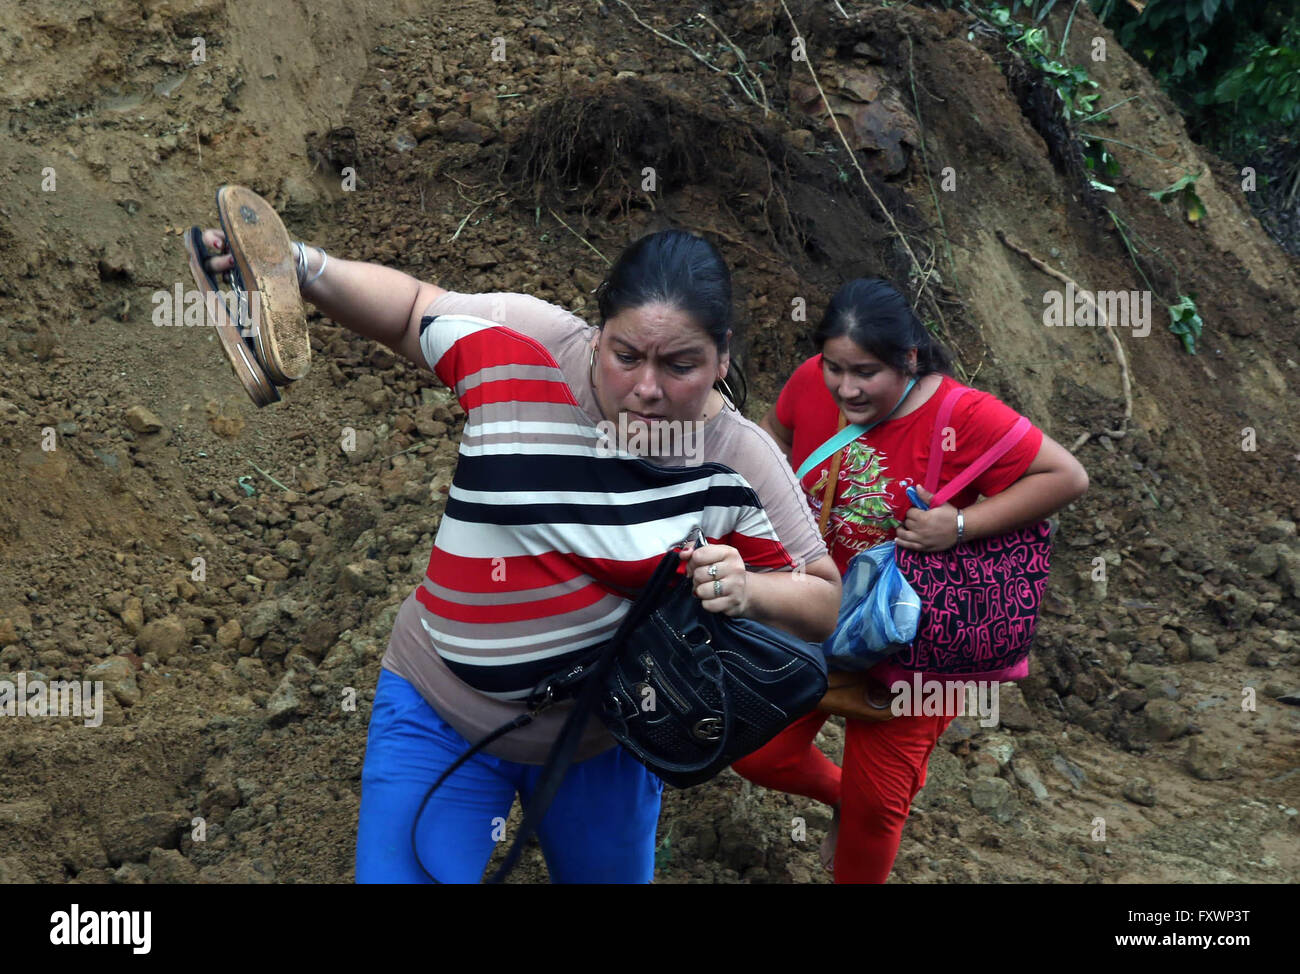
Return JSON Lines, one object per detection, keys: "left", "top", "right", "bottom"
{"left": 822, "top": 541, "right": 921, "bottom": 670}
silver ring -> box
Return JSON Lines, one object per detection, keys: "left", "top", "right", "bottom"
{"left": 713, "top": 579, "right": 722, "bottom": 598}
{"left": 708, "top": 565, "right": 718, "bottom": 578}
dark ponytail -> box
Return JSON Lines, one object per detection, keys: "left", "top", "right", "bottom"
{"left": 813, "top": 278, "right": 953, "bottom": 378}
{"left": 597, "top": 229, "right": 749, "bottom": 411}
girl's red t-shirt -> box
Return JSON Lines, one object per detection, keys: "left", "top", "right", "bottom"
{"left": 777, "top": 356, "right": 1043, "bottom": 573}
{"left": 775, "top": 354, "right": 1044, "bottom": 685}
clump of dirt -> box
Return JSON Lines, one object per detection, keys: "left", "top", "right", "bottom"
{"left": 1, "top": 0, "right": 1297, "bottom": 885}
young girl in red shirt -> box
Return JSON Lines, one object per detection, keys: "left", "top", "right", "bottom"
{"left": 736, "top": 278, "right": 1088, "bottom": 883}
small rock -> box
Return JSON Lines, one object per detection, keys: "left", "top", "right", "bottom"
{"left": 1259, "top": 519, "right": 1296, "bottom": 542}
{"left": 411, "top": 111, "right": 436, "bottom": 141}
{"left": 995, "top": 684, "right": 1035, "bottom": 730}
{"left": 265, "top": 672, "right": 301, "bottom": 726}
{"left": 243, "top": 600, "right": 281, "bottom": 640}
{"left": 1184, "top": 738, "right": 1238, "bottom": 780}
{"left": 784, "top": 128, "right": 815, "bottom": 152}
{"left": 136, "top": 616, "right": 187, "bottom": 661}
{"left": 120, "top": 597, "right": 144, "bottom": 635}
{"left": 215, "top": 619, "right": 242, "bottom": 649}
{"left": 111, "top": 864, "right": 149, "bottom": 885}
{"left": 1144, "top": 699, "right": 1189, "bottom": 742}
{"left": 85, "top": 656, "right": 140, "bottom": 707}
{"left": 966, "top": 751, "right": 1001, "bottom": 778}
{"left": 274, "top": 539, "right": 302, "bottom": 562}
{"left": 468, "top": 91, "right": 500, "bottom": 127}
{"left": 1010, "top": 758, "right": 1049, "bottom": 802}
{"left": 981, "top": 734, "right": 1015, "bottom": 767}
{"left": 1243, "top": 544, "right": 1280, "bottom": 577}
{"left": 342, "top": 429, "right": 376, "bottom": 463}
{"left": 252, "top": 556, "right": 289, "bottom": 581}
{"left": 1188, "top": 634, "right": 1218, "bottom": 662}
{"left": 1122, "top": 776, "right": 1158, "bottom": 806}
{"left": 0, "top": 617, "right": 18, "bottom": 644}
{"left": 124, "top": 405, "right": 163, "bottom": 434}
{"left": 1125, "top": 662, "right": 1164, "bottom": 688}
{"left": 1112, "top": 686, "right": 1144, "bottom": 712}
{"left": 147, "top": 847, "right": 199, "bottom": 884}
{"left": 1275, "top": 548, "right": 1300, "bottom": 599}
{"left": 436, "top": 112, "right": 492, "bottom": 144}
{"left": 100, "top": 810, "right": 182, "bottom": 863}
{"left": 1051, "top": 753, "right": 1087, "bottom": 789}
{"left": 414, "top": 415, "right": 447, "bottom": 438}
{"left": 341, "top": 560, "right": 387, "bottom": 595}
{"left": 968, "top": 777, "right": 1018, "bottom": 824}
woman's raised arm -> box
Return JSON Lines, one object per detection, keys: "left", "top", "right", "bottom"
{"left": 298, "top": 248, "right": 447, "bottom": 370}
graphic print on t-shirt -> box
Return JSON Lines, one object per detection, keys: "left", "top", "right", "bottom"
{"left": 811, "top": 438, "right": 908, "bottom": 560}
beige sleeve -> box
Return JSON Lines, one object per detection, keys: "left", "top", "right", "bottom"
{"left": 421, "top": 290, "right": 588, "bottom": 349}
{"left": 725, "top": 417, "right": 829, "bottom": 573}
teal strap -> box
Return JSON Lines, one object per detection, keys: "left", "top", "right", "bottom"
{"left": 794, "top": 378, "right": 917, "bottom": 481}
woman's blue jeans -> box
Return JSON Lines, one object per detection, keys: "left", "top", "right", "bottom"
{"left": 356, "top": 669, "right": 664, "bottom": 883}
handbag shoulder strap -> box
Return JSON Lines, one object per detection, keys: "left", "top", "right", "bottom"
{"left": 923, "top": 385, "right": 971, "bottom": 493}
{"left": 926, "top": 395, "right": 1034, "bottom": 508}
{"left": 489, "top": 545, "right": 685, "bottom": 882}
{"left": 795, "top": 377, "right": 917, "bottom": 481}
{"left": 795, "top": 417, "right": 865, "bottom": 482}
{"left": 816, "top": 414, "right": 847, "bottom": 538}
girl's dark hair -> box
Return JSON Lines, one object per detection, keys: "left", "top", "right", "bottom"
{"left": 597, "top": 229, "right": 748, "bottom": 411}
{"left": 813, "top": 278, "right": 954, "bottom": 378}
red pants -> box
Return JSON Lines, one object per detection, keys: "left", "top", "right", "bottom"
{"left": 732, "top": 710, "right": 954, "bottom": 883}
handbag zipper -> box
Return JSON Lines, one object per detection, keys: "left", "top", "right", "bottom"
{"left": 639, "top": 653, "right": 690, "bottom": 712}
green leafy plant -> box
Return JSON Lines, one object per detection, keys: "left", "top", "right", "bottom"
{"left": 1092, "top": 0, "right": 1300, "bottom": 156}
{"left": 1108, "top": 208, "right": 1206, "bottom": 355}
{"left": 975, "top": 4, "right": 1116, "bottom": 190}
{"left": 1167, "top": 293, "right": 1204, "bottom": 353}
{"left": 1149, "top": 170, "right": 1207, "bottom": 222}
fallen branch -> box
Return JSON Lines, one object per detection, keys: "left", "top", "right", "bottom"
{"left": 997, "top": 229, "right": 1133, "bottom": 445}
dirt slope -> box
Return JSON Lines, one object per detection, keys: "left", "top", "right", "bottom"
{"left": 1, "top": 0, "right": 1297, "bottom": 884}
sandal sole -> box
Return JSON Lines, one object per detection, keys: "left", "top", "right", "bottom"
{"left": 216, "top": 185, "right": 310, "bottom": 383}
{"left": 184, "top": 227, "right": 281, "bottom": 408}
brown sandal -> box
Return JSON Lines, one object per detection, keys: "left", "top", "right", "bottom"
{"left": 183, "top": 226, "right": 281, "bottom": 408}
{"left": 215, "top": 185, "right": 310, "bottom": 384}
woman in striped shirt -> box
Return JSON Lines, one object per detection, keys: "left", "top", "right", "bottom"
{"left": 198, "top": 227, "right": 861, "bottom": 882}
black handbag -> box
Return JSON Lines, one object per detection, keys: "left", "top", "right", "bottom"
{"left": 411, "top": 533, "right": 829, "bottom": 883}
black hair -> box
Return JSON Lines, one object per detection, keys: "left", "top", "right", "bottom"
{"left": 596, "top": 229, "right": 748, "bottom": 411}
{"left": 813, "top": 278, "right": 954, "bottom": 378}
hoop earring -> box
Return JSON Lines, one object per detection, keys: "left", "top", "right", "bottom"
{"left": 716, "top": 376, "right": 739, "bottom": 413}
{"left": 589, "top": 344, "right": 598, "bottom": 389}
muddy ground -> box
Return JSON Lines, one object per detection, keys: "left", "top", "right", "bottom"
{"left": 1, "top": 0, "right": 1298, "bottom": 884}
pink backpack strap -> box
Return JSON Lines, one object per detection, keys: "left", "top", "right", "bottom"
{"left": 932, "top": 416, "right": 1032, "bottom": 508}
{"left": 924, "top": 386, "right": 972, "bottom": 493}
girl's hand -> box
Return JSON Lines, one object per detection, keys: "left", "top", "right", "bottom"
{"left": 894, "top": 486, "right": 959, "bottom": 552}
{"left": 680, "top": 539, "right": 750, "bottom": 617}
{"left": 818, "top": 670, "right": 898, "bottom": 722}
